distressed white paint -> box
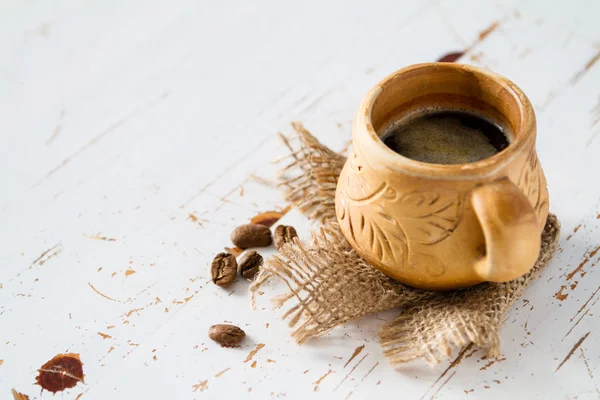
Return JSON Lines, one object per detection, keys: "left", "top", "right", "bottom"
{"left": 1, "top": 0, "right": 599, "bottom": 399}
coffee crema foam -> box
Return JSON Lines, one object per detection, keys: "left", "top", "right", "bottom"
{"left": 380, "top": 108, "right": 512, "bottom": 165}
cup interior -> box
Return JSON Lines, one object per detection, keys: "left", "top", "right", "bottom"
{"left": 370, "top": 64, "right": 526, "bottom": 145}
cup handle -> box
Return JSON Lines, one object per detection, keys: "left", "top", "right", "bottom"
{"left": 471, "top": 178, "right": 541, "bottom": 282}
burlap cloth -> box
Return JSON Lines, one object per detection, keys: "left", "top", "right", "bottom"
{"left": 250, "top": 122, "right": 560, "bottom": 366}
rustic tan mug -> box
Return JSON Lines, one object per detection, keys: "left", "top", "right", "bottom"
{"left": 335, "top": 63, "right": 549, "bottom": 290}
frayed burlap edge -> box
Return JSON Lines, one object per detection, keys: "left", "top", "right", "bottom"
{"left": 251, "top": 122, "right": 560, "bottom": 366}
{"left": 275, "top": 122, "right": 344, "bottom": 224}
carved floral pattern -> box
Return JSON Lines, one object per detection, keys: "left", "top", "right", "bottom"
{"left": 338, "top": 148, "right": 548, "bottom": 280}
{"left": 518, "top": 150, "right": 549, "bottom": 220}
{"left": 337, "top": 155, "right": 464, "bottom": 277}
{"left": 337, "top": 183, "right": 409, "bottom": 268}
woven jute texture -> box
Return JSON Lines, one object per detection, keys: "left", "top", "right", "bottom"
{"left": 250, "top": 122, "right": 560, "bottom": 366}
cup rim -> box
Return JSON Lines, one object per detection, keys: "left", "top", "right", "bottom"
{"left": 355, "top": 63, "right": 536, "bottom": 179}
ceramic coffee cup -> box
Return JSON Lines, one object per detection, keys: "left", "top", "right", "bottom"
{"left": 335, "top": 63, "right": 549, "bottom": 290}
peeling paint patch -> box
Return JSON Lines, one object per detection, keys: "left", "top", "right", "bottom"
{"left": 30, "top": 244, "right": 62, "bottom": 268}
{"left": 188, "top": 213, "right": 208, "bottom": 227}
{"left": 571, "top": 286, "right": 600, "bottom": 323}
{"left": 313, "top": 369, "right": 334, "bottom": 392}
{"left": 124, "top": 307, "right": 145, "bottom": 317}
{"left": 244, "top": 344, "right": 265, "bottom": 363}
{"left": 436, "top": 52, "right": 464, "bottom": 62}
{"left": 479, "top": 357, "right": 506, "bottom": 371}
{"left": 215, "top": 368, "right": 230, "bottom": 377}
{"left": 192, "top": 380, "right": 208, "bottom": 392}
{"left": 556, "top": 332, "right": 591, "bottom": 371}
{"left": 425, "top": 343, "right": 474, "bottom": 398}
{"left": 335, "top": 354, "right": 367, "bottom": 392}
{"left": 344, "top": 345, "right": 365, "bottom": 368}
{"left": 478, "top": 21, "right": 499, "bottom": 41}
{"left": 566, "top": 245, "right": 599, "bottom": 280}
{"left": 579, "top": 348, "right": 599, "bottom": 394}
{"left": 88, "top": 282, "right": 126, "bottom": 303}
{"left": 360, "top": 362, "right": 379, "bottom": 383}
{"left": 555, "top": 286, "right": 569, "bottom": 301}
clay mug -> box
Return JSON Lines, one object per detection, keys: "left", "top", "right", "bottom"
{"left": 335, "top": 63, "right": 549, "bottom": 290}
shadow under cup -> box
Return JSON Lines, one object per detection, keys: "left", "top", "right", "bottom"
{"left": 366, "top": 64, "right": 534, "bottom": 172}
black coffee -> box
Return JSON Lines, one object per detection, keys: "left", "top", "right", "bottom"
{"left": 381, "top": 110, "right": 510, "bottom": 165}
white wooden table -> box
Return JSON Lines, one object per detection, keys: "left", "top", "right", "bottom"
{"left": 1, "top": 1, "right": 599, "bottom": 399}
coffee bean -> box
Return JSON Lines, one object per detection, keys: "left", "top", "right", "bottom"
{"left": 274, "top": 225, "right": 298, "bottom": 251}
{"left": 237, "top": 250, "right": 263, "bottom": 280}
{"left": 211, "top": 252, "right": 237, "bottom": 287}
{"left": 208, "top": 324, "right": 246, "bottom": 347}
{"left": 231, "top": 224, "right": 272, "bottom": 249}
